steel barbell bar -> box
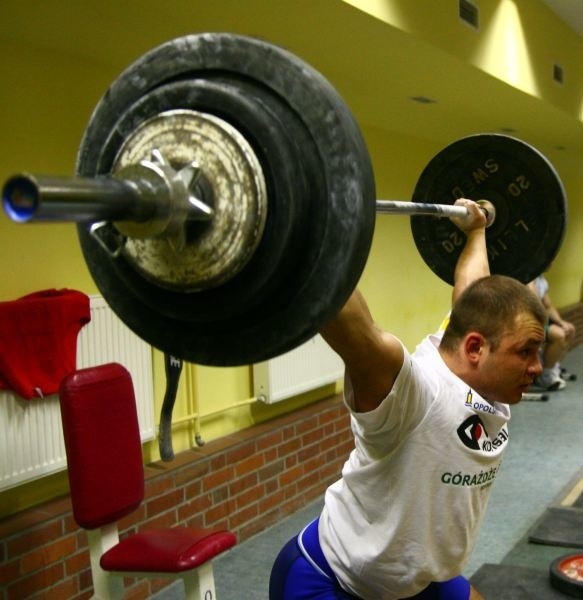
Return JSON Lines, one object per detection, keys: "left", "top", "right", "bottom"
{"left": 2, "top": 171, "right": 494, "bottom": 229}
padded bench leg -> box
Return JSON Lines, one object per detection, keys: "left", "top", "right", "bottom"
{"left": 183, "top": 562, "right": 216, "bottom": 600}
{"left": 87, "top": 527, "right": 124, "bottom": 599}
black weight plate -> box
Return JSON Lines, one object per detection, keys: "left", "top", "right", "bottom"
{"left": 411, "top": 134, "right": 567, "bottom": 284}
{"left": 550, "top": 553, "right": 583, "bottom": 597}
{"left": 76, "top": 33, "right": 375, "bottom": 366}
{"left": 88, "top": 78, "right": 308, "bottom": 324}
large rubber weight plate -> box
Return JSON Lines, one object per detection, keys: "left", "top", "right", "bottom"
{"left": 411, "top": 134, "right": 567, "bottom": 285}
{"left": 76, "top": 33, "right": 376, "bottom": 366}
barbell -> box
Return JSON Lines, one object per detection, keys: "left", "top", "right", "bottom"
{"left": 1, "top": 33, "right": 568, "bottom": 367}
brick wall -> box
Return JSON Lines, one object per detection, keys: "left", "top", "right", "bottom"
{"left": 0, "top": 394, "right": 352, "bottom": 600}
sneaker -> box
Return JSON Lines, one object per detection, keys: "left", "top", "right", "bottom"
{"left": 560, "top": 367, "right": 577, "bottom": 382}
{"left": 534, "top": 372, "right": 567, "bottom": 391}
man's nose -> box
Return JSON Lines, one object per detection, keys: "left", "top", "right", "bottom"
{"left": 529, "top": 354, "right": 544, "bottom": 378}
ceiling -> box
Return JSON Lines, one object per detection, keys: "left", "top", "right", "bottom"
{"left": 0, "top": 0, "right": 581, "bottom": 162}
{"left": 541, "top": 0, "right": 583, "bottom": 36}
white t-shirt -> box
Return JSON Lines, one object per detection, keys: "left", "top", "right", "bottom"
{"left": 319, "top": 333, "right": 511, "bottom": 599}
{"left": 533, "top": 275, "right": 549, "bottom": 300}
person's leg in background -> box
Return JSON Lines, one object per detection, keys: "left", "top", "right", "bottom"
{"left": 535, "top": 322, "right": 573, "bottom": 390}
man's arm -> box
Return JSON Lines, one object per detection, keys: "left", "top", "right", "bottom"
{"left": 319, "top": 199, "right": 487, "bottom": 413}
{"left": 449, "top": 199, "right": 489, "bottom": 305}
{"left": 320, "top": 290, "right": 404, "bottom": 413}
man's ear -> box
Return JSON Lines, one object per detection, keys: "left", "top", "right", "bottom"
{"left": 464, "top": 332, "right": 485, "bottom": 365}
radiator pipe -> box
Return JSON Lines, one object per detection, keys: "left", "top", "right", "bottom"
{"left": 170, "top": 398, "right": 259, "bottom": 426}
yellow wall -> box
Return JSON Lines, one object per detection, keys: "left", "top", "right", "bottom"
{"left": 0, "top": 0, "right": 581, "bottom": 517}
{"left": 345, "top": 0, "right": 582, "bottom": 118}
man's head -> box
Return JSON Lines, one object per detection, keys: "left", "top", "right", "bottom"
{"left": 440, "top": 275, "right": 547, "bottom": 404}
{"left": 441, "top": 275, "right": 547, "bottom": 351}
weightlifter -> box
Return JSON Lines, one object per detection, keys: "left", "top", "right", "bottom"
{"left": 269, "top": 199, "right": 548, "bottom": 600}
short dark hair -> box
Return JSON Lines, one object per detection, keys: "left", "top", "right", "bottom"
{"left": 440, "top": 275, "right": 547, "bottom": 352}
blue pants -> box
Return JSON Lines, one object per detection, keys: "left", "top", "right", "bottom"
{"left": 269, "top": 519, "right": 471, "bottom": 600}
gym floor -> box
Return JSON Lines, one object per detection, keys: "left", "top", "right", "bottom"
{"left": 154, "top": 345, "right": 583, "bottom": 600}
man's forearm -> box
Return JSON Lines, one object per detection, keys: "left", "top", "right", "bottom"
{"left": 452, "top": 228, "right": 489, "bottom": 304}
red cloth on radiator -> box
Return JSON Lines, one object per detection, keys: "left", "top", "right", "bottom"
{"left": 0, "top": 289, "right": 91, "bottom": 399}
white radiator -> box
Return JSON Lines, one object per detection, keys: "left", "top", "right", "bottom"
{"left": 253, "top": 335, "right": 344, "bottom": 404}
{"left": 0, "top": 295, "right": 154, "bottom": 492}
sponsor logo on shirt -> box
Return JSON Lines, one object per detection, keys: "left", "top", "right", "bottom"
{"left": 441, "top": 466, "right": 499, "bottom": 488}
{"left": 465, "top": 389, "right": 496, "bottom": 414}
{"left": 456, "top": 414, "right": 508, "bottom": 452}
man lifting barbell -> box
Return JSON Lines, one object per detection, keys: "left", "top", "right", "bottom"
{"left": 269, "top": 198, "right": 548, "bottom": 600}
{"left": 0, "top": 33, "right": 569, "bottom": 596}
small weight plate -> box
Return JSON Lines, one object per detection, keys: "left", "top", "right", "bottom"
{"left": 550, "top": 553, "right": 583, "bottom": 597}
{"left": 411, "top": 134, "right": 567, "bottom": 284}
{"left": 112, "top": 108, "right": 268, "bottom": 291}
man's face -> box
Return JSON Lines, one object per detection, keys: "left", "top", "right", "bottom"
{"left": 477, "top": 313, "right": 545, "bottom": 405}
